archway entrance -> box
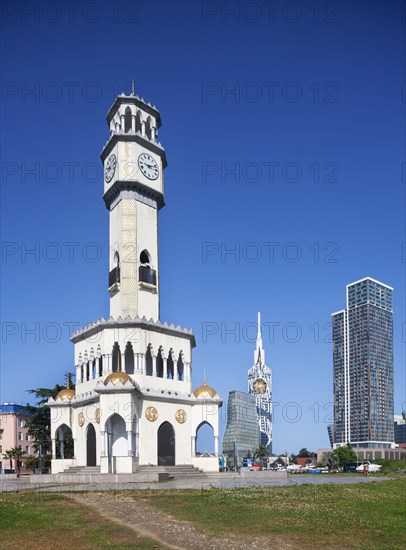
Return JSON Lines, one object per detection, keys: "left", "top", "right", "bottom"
{"left": 157, "top": 422, "right": 175, "bottom": 466}
{"left": 86, "top": 424, "right": 97, "bottom": 466}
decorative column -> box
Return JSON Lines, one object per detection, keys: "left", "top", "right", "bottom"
{"left": 76, "top": 365, "right": 82, "bottom": 384}
{"left": 59, "top": 436, "right": 65, "bottom": 460}
{"left": 120, "top": 114, "right": 125, "bottom": 131}
{"left": 95, "top": 357, "right": 100, "bottom": 377}
{"left": 135, "top": 424, "right": 139, "bottom": 457}
{"left": 214, "top": 436, "right": 219, "bottom": 457}
{"left": 104, "top": 354, "right": 111, "bottom": 375}
{"left": 52, "top": 438, "right": 56, "bottom": 460}
{"left": 141, "top": 353, "right": 146, "bottom": 375}
{"left": 151, "top": 127, "right": 156, "bottom": 141}
{"left": 127, "top": 430, "right": 133, "bottom": 456}
{"left": 82, "top": 362, "right": 87, "bottom": 382}
{"left": 131, "top": 114, "right": 136, "bottom": 132}
{"left": 141, "top": 121, "right": 146, "bottom": 136}
{"left": 163, "top": 357, "right": 168, "bottom": 379}
{"left": 191, "top": 436, "right": 196, "bottom": 458}
{"left": 152, "top": 355, "right": 157, "bottom": 377}
{"left": 185, "top": 362, "right": 191, "bottom": 382}
{"left": 121, "top": 352, "right": 126, "bottom": 374}
{"left": 100, "top": 431, "right": 106, "bottom": 457}
{"left": 115, "top": 122, "right": 120, "bottom": 132}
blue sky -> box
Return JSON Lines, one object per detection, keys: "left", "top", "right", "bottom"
{"left": 1, "top": 1, "right": 405, "bottom": 455}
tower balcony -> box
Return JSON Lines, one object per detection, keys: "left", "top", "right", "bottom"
{"left": 139, "top": 265, "right": 157, "bottom": 286}
{"left": 108, "top": 266, "right": 120, "bottom": 294}
{"left": 139, "top": 265, "right": 157, "bottom": 293}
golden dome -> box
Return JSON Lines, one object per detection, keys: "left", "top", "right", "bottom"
{"left": 103, "top": 371, "right": 132, "bottom": 386}
{"left": 193, "top": 382, "right": 217, "bottom": 399}
{"left": 56, "top": 388, "right": 75, "bottom": 401}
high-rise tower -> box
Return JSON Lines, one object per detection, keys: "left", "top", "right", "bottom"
{"left": 248, "top": 312, "right": 272, "bottom": 452}
{"left": 332, "top": 277, "right": 394, "bottom": 448}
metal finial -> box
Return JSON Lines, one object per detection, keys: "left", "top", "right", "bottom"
{"left": 131, "top": 79, "right": 135, "bottom": 96}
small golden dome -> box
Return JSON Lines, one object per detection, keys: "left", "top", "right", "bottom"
{"left": 56, "top": 388, "right": 75, "bottom": 401}
{"left": 193, "top": 383, "right": 217, "bottom": 399}
{"left": 104, "top": 371, "right": 132, "bottom": 386}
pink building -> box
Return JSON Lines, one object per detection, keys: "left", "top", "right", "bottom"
{"left": 0, "top": 403, "right": 35, "bottom": 473}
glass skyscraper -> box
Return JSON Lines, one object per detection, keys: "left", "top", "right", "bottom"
{"left": 332, "top": 277, "right": 394, "bottom": 448}
{"left": 222, "top": 390, "right": 260, "bottom": 470}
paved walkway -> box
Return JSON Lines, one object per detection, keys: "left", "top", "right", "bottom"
{"left": 0, "top": 473, "right": 391, "bottom": 493}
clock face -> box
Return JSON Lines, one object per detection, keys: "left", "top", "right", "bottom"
{"left": 138, "top": 153, "right": 159, "bottom": 180}
{"left": 105, "top": 154, "right": 117, "bottom": 183}
{"left": 253, "top": 378, "right": 267, "bottom": 395}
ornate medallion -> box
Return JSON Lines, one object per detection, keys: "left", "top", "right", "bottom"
{"left": 78, "top": 411, "right": 85, "bottom": 427}
{"left": 175, "top": 409, "right": 187, "bottom": 424}
{"left": 95, "top": 408, "right": 101, "bottom": 424}
{"left": 145, "top": 406, "right": 158, "bottom": 422}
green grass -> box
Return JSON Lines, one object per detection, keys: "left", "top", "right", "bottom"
{"left": 0, "top": 492, "right": 162, "bottom": 549}
{"left": 129, "top": 479, "right": 406, "bottom": 549}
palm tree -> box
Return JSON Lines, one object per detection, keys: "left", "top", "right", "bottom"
{"left": 254, "top": 445, "right": 270, "bottom": 471}
{"left": 3, "top": 449, "right": 14, "bottom": 471}
{"left": 5, "top": 447, "right": 25, "bottom": 476}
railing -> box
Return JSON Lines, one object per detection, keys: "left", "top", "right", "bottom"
{"left": 139, "top": 265, "right": 156, "bottom": 286}
{"left": 109, "top": 266, "right": 120, "bottom": 288}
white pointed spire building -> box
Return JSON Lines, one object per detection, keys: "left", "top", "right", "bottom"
{"left": 248, "top": 312, "right": 272, "bottom": 452}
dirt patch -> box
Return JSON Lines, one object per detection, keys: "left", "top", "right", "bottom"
{"left": 74, "top": 492, "right": 297, "bottom": 549}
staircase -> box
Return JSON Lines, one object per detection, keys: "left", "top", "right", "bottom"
{"left": 62, "top": 465, "right": 101, "bottom": 475}
{"left": 138, "top": 464, "right": 207, "bottom": 480}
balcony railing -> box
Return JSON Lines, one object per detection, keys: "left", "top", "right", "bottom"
{"left": 139, "top": 265, "right": 156, "bottom": 286}
{"left": 109, "top": 266, "right": 120, "bottom": 288}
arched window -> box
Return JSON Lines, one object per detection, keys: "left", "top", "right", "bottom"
{"left": 135, "top": 110, "right": 142, "bottom": 133}
{"left": 196, "top": 421, "right": 215, "bottom": 455}
{"left": 157, "top": 348, "right": 164, "bottom": 378}
{"left": 139, "top": 250, "right": 156, "bottom": 285}
{"left": 145, "top": 116, "right": 152, "bottom": 140}
{"left": 167, "top": 351, "right": 174, "bottom": 380}
{"left": 125, "top": 342, "right": 135, "bottom": 375}
{"left": 112, "top": 342, "right": 121, "bottom": 372}
{"left": 124, "top": 107, "right": 132, "bottom": 133}
{"left": 145, "top": 345, "right": 153, "bottom": 376}
{"left": 140, "top": 249, "right": 151, "bottom": 265}
{"left": 56, "top": 424, "right": 74, "bottom": 459}
{"left": 177, "top": 352, "right": 184, "bottom": 381}
{"left": 98, "top": 356, "right": 103, "bottom": 377}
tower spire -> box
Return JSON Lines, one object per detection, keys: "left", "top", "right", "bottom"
{"left": 255, "top": 311, "right": 265, "bottom": 365}
{"left": 131, "top": 79, "right": 135, "bottom": 96}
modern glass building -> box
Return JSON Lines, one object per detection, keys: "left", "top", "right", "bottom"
{"left": 222, "top": 390, "right": 260, "bottom": 470}
{"left": 332, "top": 277, "right": 394, "bottom": 449}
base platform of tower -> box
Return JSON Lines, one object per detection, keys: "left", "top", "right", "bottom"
{"left": 47, "top": 91, "right": 222, "bottom": 474}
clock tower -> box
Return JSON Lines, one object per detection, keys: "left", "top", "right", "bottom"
{"left": 248, "top": 312, "right": 273, "bottom": 452}
{"left": 101, "top": 89, "right": 167, "bottom": 321}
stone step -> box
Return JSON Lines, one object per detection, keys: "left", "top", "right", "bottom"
{"left": 138, "top": 465, "right": 206, "bottom": 479}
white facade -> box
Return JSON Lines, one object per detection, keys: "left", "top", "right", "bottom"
{"left": 48, "top": 90, "right": 222, "bottom": 474}
{"left": 247, "top": 312, "right": 273, "bottom": 452}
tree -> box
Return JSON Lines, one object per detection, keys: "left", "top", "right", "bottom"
{"left": 3, "top": 447, "right": 25, "bottom": 476}
{"left": 254, "top": 445, "right": 270, "bottom": 471}
{"left": 297, "top": 448, "right": 316, "bottom": 458}
{"left": 3, "top": 449, "right": 14, "bottom": 471}
{"left": 331, "top": 445, "right": 357, "bottom": 467}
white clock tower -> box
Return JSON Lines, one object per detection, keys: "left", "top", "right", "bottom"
{"left": 47, "top": 88, "right": 222, "bottom": 477}
{"left": 101, "top": 90, "right": 166, "bottom": 321}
